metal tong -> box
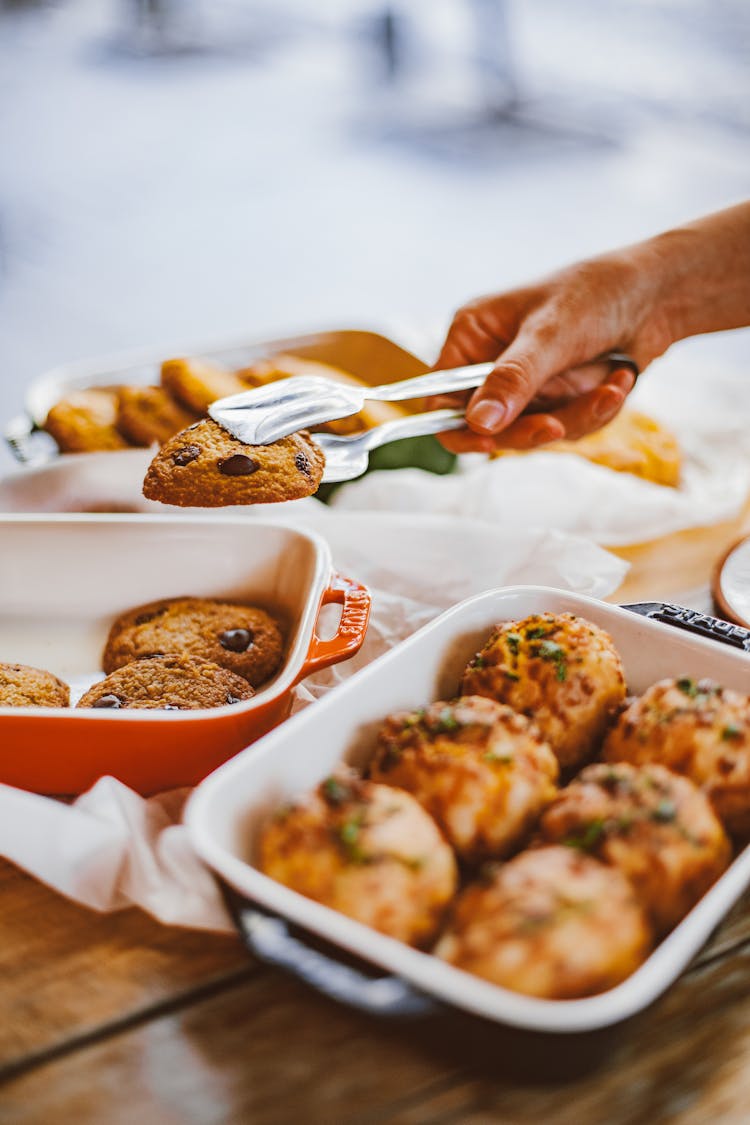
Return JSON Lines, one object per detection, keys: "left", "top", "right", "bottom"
{"left": 209, "top": 361, "right": 497, "bottom": 447}
{"left": 208, "top": 352, "right": 638, "bottom": 484}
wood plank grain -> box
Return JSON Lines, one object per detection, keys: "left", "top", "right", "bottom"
{"left": 609, "top": 497, "right": 750, "bottom": 606}
{"left": 6, "top": 923, "right": 750, "bottom": 1125}
{"left": 0, "top": 859, "right": 251, "bottom": 1075}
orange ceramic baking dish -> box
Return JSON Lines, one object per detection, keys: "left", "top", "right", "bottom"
{"left": 0, "top": 515, "right": 370, "bottom": 795}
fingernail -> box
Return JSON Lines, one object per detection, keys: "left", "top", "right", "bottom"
{"left": 466, "top": 399, "right": 508, "bottom": 434}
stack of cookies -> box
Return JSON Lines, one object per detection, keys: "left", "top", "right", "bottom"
{"left": 0, "top": 596, "right": 284, "bottom": 712}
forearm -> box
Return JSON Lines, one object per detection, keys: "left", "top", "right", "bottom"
{"left": 639, "top": 201, "right": 750, "bottom": 345}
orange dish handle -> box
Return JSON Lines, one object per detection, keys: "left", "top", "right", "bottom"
{"left": 296, "top": 573, "right": 371, "bottom": 683}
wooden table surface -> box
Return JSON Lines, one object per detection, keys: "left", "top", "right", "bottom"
{"left": 4, "top": 503, "right": 750, "bottom": 1125}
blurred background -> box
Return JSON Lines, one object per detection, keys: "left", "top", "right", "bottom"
{"left": 1, "top": 0, "right": 749, "bottom": 437}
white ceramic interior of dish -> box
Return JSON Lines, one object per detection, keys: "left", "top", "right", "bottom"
{"left": 187, "top": 585, "right": 750, "bottom": 1033}
{"left": 0, "top": 514, "right": 331, "bottom": 715}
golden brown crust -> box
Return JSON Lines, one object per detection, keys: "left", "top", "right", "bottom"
{"left": 0, "top": 662, "right": 70, "bottom": 708}
{"left": 435, "top": 846, "right": 652, "bottom": 998}
{"left": 461, "top": 612, "right": 627, "bottom": 773}
{"left": 116, "top": 386, "right": 199, "bottom": 447}
{"left": 77, "top": 653, "right": 254, "bottom": 710}
{"left": 142, "top": 418, "right": 325, "bottom": 506}
{"left": 538, "top": 762, "right": 731, "bottom": 934}
{"left": 603, "top": 677, "right": 750, "bottom": 838}
{"left": 259, "top": 770, "right": 458, "bottom": 947}
{"left": 369, "top": 696, "right": 558, "bottom": 862}
{"left": 160, "top": 358, "right": 253, "bottom": 414}
{"left": 43, "top": 390, "right": 131, "bottom": 453}
{"left": 102, "top": 596, "right": 283, "bottom": 687}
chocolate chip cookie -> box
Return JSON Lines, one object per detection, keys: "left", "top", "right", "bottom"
{"left": 142, "top": 417, "right": 325, "bottom": 506}
{"left": 77, "top": 654, "right": 254, "bottom": 711}
{"left": 102, "top": 596, "right": 284, "bottom": 686}
{"left": 0, "top": 662, "right": 70, "bottom": 708}
{"left": 116, "top": 385, "right": 199, "bottom": 447}
{"left": 43, "top": 390, "right": 131, "bottom": 453}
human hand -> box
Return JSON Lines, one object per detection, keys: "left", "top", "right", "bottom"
{"left": 429, "top": 248, "right": 674, "bottom": 453}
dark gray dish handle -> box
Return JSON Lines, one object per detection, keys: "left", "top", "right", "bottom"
{"left": 230, "top": 601, "right": 748, "bottom": 1021}
{"left": 228, "top": 894, "right": 442, "bottom": 1019}
{"left": 622, "top": 601, "right": 750, "bottom": 653}
{"left": 4, "top": 415, "right": 58, "bottom": 466}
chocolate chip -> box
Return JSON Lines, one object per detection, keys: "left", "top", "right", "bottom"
{"left": 294, "top": 452, "right": 311, "bottom": 476}
{"left": 218, "top": 454, "right": 261, "bottom": 477}
{"left": 92, "top": 694, "right": 123, "bottom": 709}
{"left": 162, "top": 704, "right": 182, "bottom": 711}
{"left": 219, "top": 627, "right": 254, "bottom": 652}
{"left": 226, "top": 694, "right": 243, "bottom": 705}
{"left": 172, "top": 444, "right": 201, "bottom": 466}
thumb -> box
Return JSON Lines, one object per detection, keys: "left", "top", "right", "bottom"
{"left": 465, "top": 329, "right": 569, "bottom": 435}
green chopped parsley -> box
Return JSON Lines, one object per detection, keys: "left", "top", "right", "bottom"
{"left": 722, "top": 724, "right": 742, "bottom": 741}
{"left": 322, "top": 777, "right": 350, "bottom": 806}
{"left": 435, "top": 707, "right": 460, "bottom": 733}
{"left": 652, "top": 799, "right": 677, "bottom": 823}
{"left": 485, "top": 751, "right": 513, "bottom": 765}
{"left": 505, "top": 632, "right": 521, "bottom": 655}
{"left": 536, "top": 639, "right": 568, "bottom": 682}
{"left": 470, "top": 654, "right": 486, "bottom": 669}
{"left": 337, "top": 812, "right": 368, "bottom": 863}
{"left": 564, "top": 818, "right": 606, "bottom": 851}
{"left": 526, "top": 626, "right": 549, "bottom": 641}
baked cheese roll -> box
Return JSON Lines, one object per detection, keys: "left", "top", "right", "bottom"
{"left": 436, "top": 846, "right": 651, "bottom": 998}
{"left": 369, "top": 696, "right": 558, "bottom": 863}
{"left": 462, "top": 613, "right": 626, "bottom": 772}
{"left": 539, "top": 762, "right": 730, "bottom": 934}
{"left": 603, "top": 677, "right": 750, "bottom": 838}
{"left": 259, "top": 770, "right": 457, "bottom": 947}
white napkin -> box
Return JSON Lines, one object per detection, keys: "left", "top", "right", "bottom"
{"left": 0, "top": 515, "right": 626, "bottom": 932}
{"left": 331, "top": 348, "right": 750, "bottom": 546}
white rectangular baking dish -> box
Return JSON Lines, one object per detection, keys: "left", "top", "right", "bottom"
{"left": 186, "top": 585, "right": 750, "bottom": 1034}
{"left": 0, "top": 515, "right": 369, "bottom": 796}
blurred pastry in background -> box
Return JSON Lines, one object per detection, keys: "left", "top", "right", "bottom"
{"left": 494, "top": 409, "right": 681, "bottom": 487}
{"left": 160, "top": 357, "right": 257, "bottom": 415}
{"left": 240, "top": 352, "right": 409, "bottom": 436}
{"left": 116, "top": 385, "right": 199, "bottom": 447}
{"left": 43, "top": 389, "right": 130, "bottom": 453}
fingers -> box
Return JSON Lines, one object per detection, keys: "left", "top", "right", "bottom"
{"left": 439, "top": 414, "right": 565, "bottom": 454}
{"left": 433, "top": 308, "right": 506, "bottom": 371}
{"left": 436, "top": 367, "right": 635, "bottom": 454}
{"left": 464, "top": 321, "right": 570, "bottom": 435}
